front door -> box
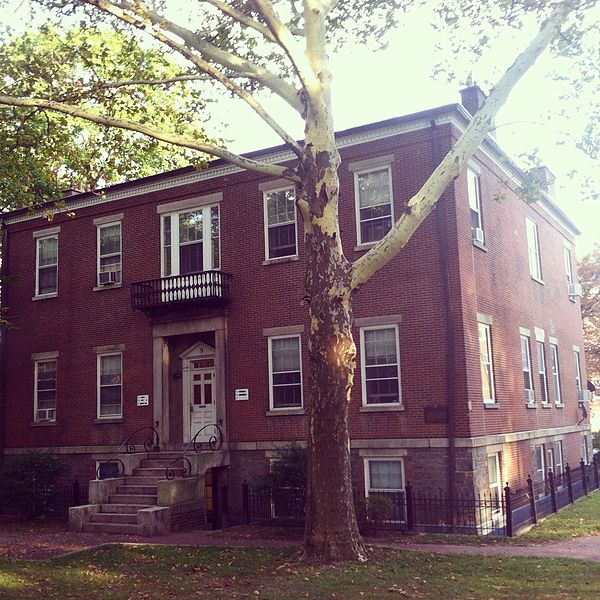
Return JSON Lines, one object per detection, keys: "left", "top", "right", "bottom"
{"left": 190, "top": 360, "right": 216, "bottom": 441}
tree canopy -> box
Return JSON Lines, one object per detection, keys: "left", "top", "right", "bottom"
{"left": 580, "top": 245, "right": 600, "bottom": 382}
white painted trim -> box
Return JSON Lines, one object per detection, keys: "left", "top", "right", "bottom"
{"left": 156, "top": 193, "right": 223, "bottom": 214}
{"left": 519, "top": 327, "right": 531, "bottom": 337}
{"left": 33, "top": 226, "right": 60, "bottom": 238}
{"left": 263, "top": 184, "right": 298, "bottom": 261}
{"left": 534, "top": 327, "right": 545, "bottom": 342}
{"left": 31, "top": 351, "right": 59, "bottom": 360}
{"left": 179, "top": 340, "right": 215, "bottom": 360}
{"left": 33, "top": 358, "right": 57, "bottom": 423}
{"left": 363, "top": 457, "right": 405, "bottom": 502}
{"left": 268, "top": 334, "right": 303, "bottom": 411}
{"left": 549, "top": 336, "right": 559, "bottom": 345}
{"left": 96, "top": 352, "right": 123, "bottom": 419}
{"left": 93, "top": 213, "right": 123, "bottom": 226}
{"left": 96, "top": 221, "right": 122, "bottom": 287}
{"left": 467, "top": 159, "right": 482, "bottom": 175}
{"left": 35, "top": 233, "right": 58, "bottom": 298}
{"left": 477, "top": 313, "right": 493, "bottom": 325}
{"left": 347, "top": 154, "right": 394, "bottom": 172}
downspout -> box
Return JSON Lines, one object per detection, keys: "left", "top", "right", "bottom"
{"left": 429, "top": 120, "right": 457, "bottom": 528}
{"left": 0, "top": 221, "right": 8, "bottom": 464}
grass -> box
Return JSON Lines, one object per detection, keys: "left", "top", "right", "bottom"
{"left": 1, "top": 544, "right": 600, "bottom": 599}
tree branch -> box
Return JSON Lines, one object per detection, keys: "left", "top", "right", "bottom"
{"left": 201, "top": 0, "right": 278, "bottom": 43}
{"left": 81, "top": 0, "right": 303, "bottom": 113}
{"left": 351, "top": 0, "right": 583, "bottom": 290}
{"left": 0, "top": 94, "right": 301, "bottom": 182}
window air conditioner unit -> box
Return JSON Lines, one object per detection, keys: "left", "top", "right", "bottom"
{"left": 578, "top": 389, "right": 591, "bottom": 403}
{"left": 525, "top": 389, "right": 535, "bottom": 404}
{"left": 99, "top": 270, "right": 120, "bottom": 285}
{"left": 568, "top": 283, "right": 583, "bottom": 298}
{"left": 472, "top": 227, "right": 485, "bottom": 244}
{"left": 36, "top": 408, "right": 55, "bottom": 421}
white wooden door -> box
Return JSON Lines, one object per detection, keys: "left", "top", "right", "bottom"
{"left": 190, "top": 364, "right": 216, "bottom": 442}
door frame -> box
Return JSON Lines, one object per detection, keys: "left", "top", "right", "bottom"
{"left": 180, "top": 341, "right": 216, "bottom": 444}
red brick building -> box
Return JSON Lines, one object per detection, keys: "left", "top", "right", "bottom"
{"left": 0, "top": 88, "right": 592, "bottom": 527}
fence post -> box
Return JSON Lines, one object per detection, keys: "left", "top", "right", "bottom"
{"left": 405, "top": 482, "right": 414, "bottom": 532}
{"left": 72, "top": 480, "right": 80, "bottom": 507}
{"left": 580, "top": 459, "right": 589, "bottom": 496}
{"left": 242, "top": 481, "right": 250, "bottom": 525}
{"left": 548, "top": 470, "right": 557, "bottom": 513}
{"left": 527, "top": 475, "right": 537, "bottom": 524}
{"left": 504, "top": 482, "right": 513, "bottom": 537}
{"left": 566, "top": 464, "right": 574, "bottom": 504}
{"left": 594, "top": 455, "right": 600, "bottom": 491}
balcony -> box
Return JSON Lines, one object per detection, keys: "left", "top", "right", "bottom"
{"left": 131, "top": 271, "right": 232, "bottom": 313}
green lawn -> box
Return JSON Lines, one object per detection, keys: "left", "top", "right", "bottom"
{"left": 1, "top": 544, "right": 600, "bottom": 599}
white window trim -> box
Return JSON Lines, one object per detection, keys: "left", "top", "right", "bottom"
{"left": 97, "top": 352, "right": 123, "bottom": 419}
{"left": 574, "top": 349, "right": 583, "bottom": 391}
{"left": 160, "top": 203, "right": 221, "bottom": 277}
{"left": 550, "top": 343, "right": 562, "bottom": 406}
{"left": 268, "top": 334, "right": 303, "bottom": 411}
{"left": 564, "top": 246, "right": 574, "bottom": 288}
{"left": 97, "top": 221, "right": 122, "bottom": 286}
{"left": 467, "top": 169, "right": 484, "bottom": 241}
{"left": 537, "top": 341, "right": 550, "bottom": 405}
{"left": 535, "top": 444, "right": 546, "bottom": 483}
{"left": 555, "top": 441, "right": 564, "bottom": 475}
{"left": 359, "top": 324, "right": 402, "bottom": 407}
{"left": 354, "top": 164, "right": 394, "bottom": 247}
{"left": 35, "top": 233, "right": 58, "bottom": 297}
{"left": 521, "top": 334, "right": 535, "bottom": 404}
{"left": 525, "top": 217, "right": 543, "bottom": 282}
{"left": 363, "top": 457, "right": 406, "bottom": 522}
{"left": 487, "top": 452, "right": 502, "bottom": 514}
{"left": 263, "top": 185, "right": 298, "bottom": 261}
{"left": 33, "top": 359, "right": 57, "bottom": 423}
{"left": 478, "top": 322, "right": 496, "bottom": 404}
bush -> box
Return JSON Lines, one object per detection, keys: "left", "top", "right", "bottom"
{"left": 354, "top": 494, "right": 393, "bottom": 531}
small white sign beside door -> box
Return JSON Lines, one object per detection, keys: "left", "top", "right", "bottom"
{"left": 235, "top": 388, "right": 249, "bottom": 401}
{"left": 137, "top": 394, "right": 150, "bottom": 406}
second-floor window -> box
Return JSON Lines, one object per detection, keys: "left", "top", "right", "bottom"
{"left": 550, "top": 343, "right": 562, "bottom": 405}
{"left": 478, "top": 323, "right": 495, "bottom": 403}
{"left": 564, "top": 247, "right": 573, "bottom": 287}
{"left": 34, "top": 359, "right": 57, "bottom": 422}
{"left": 264, "top": 186, "right": 297, "bottom": 260}
{"left": 521, "top": 334, "right": 534, "bottom": 404}
{"left": 537, "top": 341, "right": 549, "bottom": 405}
{"left": 162, "top": 205, "right": 220, "bottom": 276}
{"left": 574, "top": 348, "right": 583, "bottom": 393}
{"left": 97, "top": 222, "right": 122, "bottom": 285}
{"left": 268, "top": 335, "right": 303, "bottom": 409}
{"left": 355, "top": 166, "right": 393, "bottom": 245}
{"left": 525, "top": 218, "right": 542, "bottom": 281}
{"left": 98, "top": 353, "right": 123, "bottom": 418}
{"left": 467, "top": 169, "right": 484, "bottom": 243}
{"left": 36, "top": 234, "right": 58, "bottom": 296}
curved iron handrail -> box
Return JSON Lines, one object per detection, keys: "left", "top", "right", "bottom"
{"left": 96, "top": 426, "right": 160, "bottom": 480}
{"left": 164, "top": 424, "right": 223, "bottom": 480}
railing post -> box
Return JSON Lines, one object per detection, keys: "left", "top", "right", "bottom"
{"left": 504, "top": 482, "right": 513, "bottom": 537}
{"left": 548, "top": 469, "right": 557, "bottom": 513}
{"left": 594, "top": 455, "right": 600, "bottom": 491}
{"left": 405, "top": 482, "right": 414, "bottom": 532}
{"left": 527, "top": 475, "right": 537, "bottom": 524}
{"left": 580, "top": 459, "right": 589, "bottom": 496}
{"left": 566, "top": 464, "right": 574, "bottom": 504}
{"left": 242, "top": 481, "right": 250, "bottom": 525}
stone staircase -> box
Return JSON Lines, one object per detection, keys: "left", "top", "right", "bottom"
{"left": 82, "top": 452, "right": 183, "bottom": 534}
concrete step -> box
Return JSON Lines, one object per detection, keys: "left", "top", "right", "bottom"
{"left": 100, "top": 503, "right": 149, "bottom": 514}
{"left": 141, "top": 459, "right": 177, "bottom": 468}
{"left": 82, "top": 522, "right": 139, "bottom": 535}
{"left": 109, "top": 494, "right": 157, "bottom": 505}
{"left": 133, "top": 467, "right": 166, "bottom": 478}
{"left": 91, "top": 513, "right": 138, "bottom": 525}
{"left": 117, "top": 485, "right": 158, "bottom": 495}
{"left": 125, "top": 477, "right": 161, "bottom": 486}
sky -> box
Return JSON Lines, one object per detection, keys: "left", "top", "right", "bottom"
{"left": 4, "top": 0, "right": 599, "bottom": 256}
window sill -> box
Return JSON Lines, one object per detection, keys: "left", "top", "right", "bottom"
{"left": 94, "top": 417, "right": 123, "bottom": 424}
{"left": 265, "top": 408, "right": 305, "bottom": 416}
{"left": 568, "top": 297, "right": 577, "bottom": 303}
{"left": 262, "top": 255, "right": 299, "bottom": 266}
{"left": 354, "top": 242, "right": 377, "bottom": 253}
{"left": 93, "top": 283, "right": 123, "bottom": 292}
{"left": 530, "top": 276, "right": 545, "bottom": 286}
{"left": 555, "top": 403, "right": 565, "bottom": 409}
{"left": 483, "top": 402, "right": 500, "bottom": 409}
{"left": 32, "top": 293, "right": 58, "bottom": 301}
{"left": 30, "top": 420, "right": 56, "bottom": 427}
{"left": 359, "top": 404, "right": 404, "bottom": 413}
{"left": 541, "top": 403, "right": 552, "bottom": 409}
{"left": 472, "top": 239, "right": 488, "bottom": 252}
{"left": 526, "top": 403, "right": 537, "bottom": 409}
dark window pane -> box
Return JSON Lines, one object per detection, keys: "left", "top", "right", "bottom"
{"left": 39, "top": 267, "right": 57, "bottom": 294}
{"left": 273, "top": 385, "right": 302, "bottom": 408}
{"left": 180, "top": 242, "right": 203, "bottom": 274}
{"left": 273, "top": 371, "right": 301, "bottom": 386}
{"left": 269, "top": 223, "right": 296, "bottom": 258}
{"left": 360, "top": 216, "right": 392, "bottom": 244}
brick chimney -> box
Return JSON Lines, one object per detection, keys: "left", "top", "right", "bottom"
{"left": 460, "top": 84, "right": 495, "bottom": 136}
{"left": 535, "top": 166, "right": 556, "bottom": 198}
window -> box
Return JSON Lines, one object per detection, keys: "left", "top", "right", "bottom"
{"left": 34, "top": 360, "right": 56, "bottom": 422}
{"left": 534, "top": 444, "right": 546, "bottom": 483}
{"left": 161, "top": 205, "right": 220, "bottom": 276}
{"left": 355, "top": 166, "right": 393, "bottom": 245}
{"left": 97, "top": 353, "right": 123, "bottom": 418}
{"left": 521, "top": 335, "right": 534, "bottom": 404}
{"left": 364, "top": 458, "right": 405, "bottom": 522}
{"left": 36, "top": 234, "right": 58, "bottom": 296}
{"left": 564, "top": 247, "right": 573, "bottom": 287}
{"left": 97, "top": 222, "right": 122, "bottom": 285}
{"left": 360, "top": 325, "right": 401, "bottom": 405}
{"left": 467, "top": 169, "right": 484, "bottom": 242}
{"left": 525, "top": 218, "right": 542, "bottom": 281}
{"left": 268, "top": 336, "right": 302, "bottom": 409}
{"left": 487, "top": 453, "right": 501, "bottom": 508}
{"left": 581, "top": 436, "right": 589, "bottom": 464}
{"left": 555, "top": 441, "right": 564, "bottom": 476}
{"left": 574, "top": 349, "right": 583, "bottom": 392}
{"left": 537, "top": 342, "right": 549, "bottom": 405}
{"left": 478, "top": 323, "right": 495, "bottom": 403}
{"left": 264, "top": 186, "right": 297, "bottom": 259}
{"left": 550, "top": 344, "right": 562, "bottom": 405}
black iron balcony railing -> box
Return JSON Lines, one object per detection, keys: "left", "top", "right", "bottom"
{"left": 131, "top": 270, "right": 232, "bottom": 311}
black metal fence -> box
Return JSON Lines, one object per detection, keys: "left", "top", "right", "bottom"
{"left": 242, "top": 455, "right": 600, "bottom": 537}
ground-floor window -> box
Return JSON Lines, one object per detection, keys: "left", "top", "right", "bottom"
{"left": 97, "top": 353, "right": 123, "bottom": 418}
{"left": 364, "top": 458, "right": 405, "bottom": 522}
{"left": 534, "top": 444, "right": 546, "bottom": 484}
{"left": 487, "top": 453, "right": 502, "bottom": 505}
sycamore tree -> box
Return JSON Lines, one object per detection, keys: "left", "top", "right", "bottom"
{"left": 0, "top": 0, "right": 597, "bottom": 561}
{"left": 580, "top": 245, "right": 600, "bottom": 382}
